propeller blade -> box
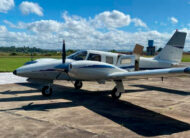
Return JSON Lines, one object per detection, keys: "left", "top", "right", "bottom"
{"left": 133, "top": 44, "right": 144, "bottom": 71}
{"left": 62, "top": 40, "right": 66, "bottom": 63}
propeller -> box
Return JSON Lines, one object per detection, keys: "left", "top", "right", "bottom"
{"left": 55, "top": 40, "right": 70, "bottom": 76}
{"left": 133, "top": 44, "right": 144, "bottom": 71}
{"left": 62, "top": 40, "right": 66, "bottom": 63}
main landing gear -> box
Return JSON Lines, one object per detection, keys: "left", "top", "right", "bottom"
{"left": 74, "top": 81, "right": 83, "bottom": 89}
{"left": 111, "top": 80, "right": 125, "bottom": 100}
{"left": 41, "top": 80, "right": 124, "bottom": 100}
{"left": 42, "top": 84, "right": 53, "bottom": 96}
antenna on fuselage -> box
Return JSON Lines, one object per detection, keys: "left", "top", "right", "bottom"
{"left": 62, "top": 40, "right": 66, "bottom": 63}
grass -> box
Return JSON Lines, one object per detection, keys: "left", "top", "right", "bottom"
{"left": 1, "top": 54, "right": 190, "bottom": 72}
{"left": 181, "top": 54, "right": 190, "bottom": 62}
{"left": 0, "top": 56, "right": 61, "bottom": 72}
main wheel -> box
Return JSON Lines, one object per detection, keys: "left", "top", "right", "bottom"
{"left": 111, "top": 87, "right": 121, "bottom": 99}
{"left": 74, "top": 81, "right": 83, "bottom": 89}
{"left": 42, "top": 86, "right": 52, "bottom": 96}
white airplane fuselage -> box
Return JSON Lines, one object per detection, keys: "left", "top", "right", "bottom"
{"left": 15, "top": 58, "right": 126, "bottom": 81}
{"left": 139, "top": 57, "right": 172, "bottom": 69}
{"left": 15, "top": 50, "right": 176, "bottom": 82}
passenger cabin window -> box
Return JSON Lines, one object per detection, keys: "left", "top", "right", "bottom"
{"left": 87, "top": 53, "right": 101, "bottom": 61}
{"left": 106, "top": 56, "right": 113, "bottom": 64}
{"left": 120, "top": 58, "right": 132, "bottom": 65}
{"left": 67, "top": 51, "right": 87, "bottom": 61}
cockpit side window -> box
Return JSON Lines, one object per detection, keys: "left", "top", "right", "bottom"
{"left": 87, "top": 53, "right": 101, "bottom": 61}
{"left": 106, "top": 56, "right": 113, "bottom": 64}
{"left": 120, "top": 58, "right": 132, "bottom": 65}
{"left": 67, "top": 51, "right": 87, "bottom": 61}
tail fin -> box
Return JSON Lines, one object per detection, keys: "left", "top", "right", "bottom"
{"left": 155, "top": 31, "right": 187, "bottom": 63}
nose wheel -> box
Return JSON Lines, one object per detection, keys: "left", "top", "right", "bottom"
{"left": 111, "top": 87, "right": 121, "bottom": 99}
{"left": 74, "top": 81, "right": 83, "bottom": 89}
{"left": 42, "top": 85, "right": 52, "bottom": 96}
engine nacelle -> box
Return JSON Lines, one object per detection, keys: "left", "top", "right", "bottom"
{"left": 68, "top": 60, "right": 125, "bottom": 81}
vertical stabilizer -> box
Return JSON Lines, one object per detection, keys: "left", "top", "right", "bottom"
{"left": 155, "top": 31, "right": 187, "bottom": 63}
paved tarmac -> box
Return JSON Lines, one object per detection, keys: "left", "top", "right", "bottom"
{"left": 0, "top": 73, "right": 190, "bottom": 137}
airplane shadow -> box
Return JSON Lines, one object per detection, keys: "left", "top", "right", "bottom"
{"left": 131, "top": 84, "right": 190, "bottom": 96}
{"left": 0, "top": 82, "right": 190, "bottom": 137}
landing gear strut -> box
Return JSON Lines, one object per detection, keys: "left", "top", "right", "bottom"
{"left": 42, "top": 85, "right": 53, "bottom": 96}
{"left": 111, "top": 80, "right": 124, "bottom": 100}
{"left": 74, "top": 81, "right": 83, "bottom": 89}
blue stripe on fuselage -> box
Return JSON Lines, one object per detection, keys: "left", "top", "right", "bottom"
{"left": 139, "top": 68, "right": 164, "bottom": 70}
{"left": 120, "top": 65, "right": 134, "bottom": 69}
{"left": 79, "top": 65, "right": 114, "bottom": 68}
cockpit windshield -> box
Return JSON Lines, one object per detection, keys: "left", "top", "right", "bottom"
{"left": 67, "top": 51, "right": 87, "bottom": 61}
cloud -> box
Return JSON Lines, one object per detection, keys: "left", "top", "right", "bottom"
{"left": 92, "top": 10, "right": 131, "bottom": 28}
{"left": 20, "top": 20, "right": 63, "bottom": 33}
{"left": 132, "top": 18, "right": 147, "bottom": 28}
{"left": 19, "top": 1, "right": 43, "bottom": 16}
{"left": 3, "top": 20, "right": 17, "bottom": 28}
{"left": 0, "top": 25, "right": 7, "bottom": 32}
{"left": 91, "top": 10, "right": 147, "bottom": 29}
{"left": 0, "top": 0, "right": 14, "bottom": 13}
{"left": 1, "top": 11, "right": 189, "bottom": 51}
{"left": 170, "top": 17, "right": 178, "bottom": 24}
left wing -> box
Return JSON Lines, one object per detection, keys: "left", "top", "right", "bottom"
{"left": 108, "top": 67, "right": 190, "bottom": 80}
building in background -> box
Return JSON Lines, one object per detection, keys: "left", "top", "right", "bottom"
{"left": 146, "top": 40, "right": 156, "bottom": 56}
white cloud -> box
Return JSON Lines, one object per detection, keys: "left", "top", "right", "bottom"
{"left": 170, "top": 17, "right": 178, "bottom": 24}
{"left": 0, "top": 0, "right": 14, "bottom": 13}
{"left": 19, "top": 1, "right": 43, "bottom": 16}
{"left": 91, "top": 10, "right": 147, "bottom": 29}
{"left": 3, "top": 20, "right": 17, "bottom": 28}
{"left": 1, "top": 11, "right": 189, "bottom": 51}
{"left": 0, "top": 25, "right": 7, "bottom": 32}
{"left": 20, "top": 20, "right": 63, "bottom": 33}
{"left": 92, "top": 10, "right": 131, "bottom": 28}
{"left": 132, "top": 18, "right": 147, "bottom": 28}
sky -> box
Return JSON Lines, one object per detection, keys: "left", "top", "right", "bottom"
{"left": 0, "top": 0, "right": 190, "bottom": 50}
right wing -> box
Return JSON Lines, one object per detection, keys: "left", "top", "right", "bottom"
{"left": 108, "top": 67, "right": 190, "bottom": 80}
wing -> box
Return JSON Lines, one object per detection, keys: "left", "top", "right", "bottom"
{"left": 108, "top": 67, "right": 190, "bottom": 80}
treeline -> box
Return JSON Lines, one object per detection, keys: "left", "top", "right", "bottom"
{"left": 0, "top": 46, "right": 54, "bottom": 53}
{"left": 0, "top": 46, "right": 76, "bottom": 56}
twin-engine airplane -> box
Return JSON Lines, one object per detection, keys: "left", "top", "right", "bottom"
{"left": 13, "top": 30, "right": 189, "bottom": 99}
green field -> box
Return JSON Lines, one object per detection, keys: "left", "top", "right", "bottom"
{"left": 181, "top": 55, "right": 190, "bottom": 62}
{"left": 0, "top": 56, "right": 61, "bottom": 72}
{"left": 1, "top": 55, "right": 190, "bottom": 72}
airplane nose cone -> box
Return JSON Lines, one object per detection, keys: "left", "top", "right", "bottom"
{"left": 13, "top": 70, "right": 17, "bottom": 75}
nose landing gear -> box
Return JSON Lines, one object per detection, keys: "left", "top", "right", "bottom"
{"left": 42, "top": 85, "right": 53, "bottom": 96}
{"left": 74, "top": 81, "right": 83, "bottom": 89}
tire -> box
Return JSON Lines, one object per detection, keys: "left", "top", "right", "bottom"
{"left": 111, "top": 87, "right": 121, "bottom": 99}
{"left": 74, "top": 81, "right": 83, "bottom": 89}
{"left": 42, "top": 86, "right": 52, "bottom": 96}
